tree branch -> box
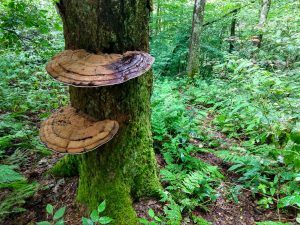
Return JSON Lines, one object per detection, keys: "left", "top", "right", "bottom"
{"left": 0, "top": 27, "right": 34, "bottom": 48}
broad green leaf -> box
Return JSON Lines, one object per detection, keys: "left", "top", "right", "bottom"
{"left": 154, "top": 216, "right": 161, "bottom": 222}
{"left": 98, "top": 216, "right": 113, "bottom": 224}
{"left": 150, "top": 222, "right": 158, "bottom": 225}
{"left": 139, "top": 218, "right": 149, "bottom": 224}
{"left": 270, "top": 187, "right": 276, "bottom": 196}
{"left": 53, "top": 207, "right": 66, "bottom": 220}
{"left": 46, "top": 204, "right": 54, "bottom": 215}
{"left": 278, "top": 194, "right": 300, "bottom": 208}
{"left": 54, "top": 219, "right": 65, "bottom": 225}
{"left": 98, "top": 200, "right": 106, "bottom": 213}
{"left": 258, "top": 184, "right": 267, "bottom": 194}
{"left": 37, "top": 221, "right": 52, "bottom": 225}
{"left": 90, "top": 210, "right": 99, "bottom": 222}
{"left": 148, "top": 208, "right": 155, "bottom": 218}
{"left": 82, "top": 217, "right": 94, "bottom": 225}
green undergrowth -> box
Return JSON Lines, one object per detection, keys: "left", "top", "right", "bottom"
{"left": 149, "top": 53, "right": 300, "bottom": 222}
{"left": 150, "top": 80, "right": 224, "bottom": 224}
{"left": 0, "top": 50, "right": 68, "bottom": 222}
{"left": 201, "top": 55, "right": 300, "bottom": 210}
{"left": 0, "top": 1, "right": 66, "bottom": 221}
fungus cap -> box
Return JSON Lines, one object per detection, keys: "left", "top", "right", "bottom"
{"left": 250, "top": 36, "right": 261, "bottom": 43}
{"left": 46, "top": 50, "right": 154, "bottom": 87}
{"left": 39, "top": 106, "right": 119, "bottom": 154}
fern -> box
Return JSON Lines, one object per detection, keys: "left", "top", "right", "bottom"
{"left": 0, "top": 164, "right": 38, "bottom": 222}
{"left": 163, "top": 200, "right": 182, "bottom": 225}
{"left": 0, "top": 164, "right": 24, "bottom": 184}
{"left": 0, "top": 182, "right": 38, "bottom": 221}
{"left": 192, "top": 215, "right": 212, "bottom": 225}
{"left": 181, "top": 171, "right": 205, "bottom": 194}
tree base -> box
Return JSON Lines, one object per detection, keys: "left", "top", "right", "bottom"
{"left": 77, "top": 173, "right": 159, "bottom": 225}
{"left": 50, "top": 142, "right": 161, "bottom": 224}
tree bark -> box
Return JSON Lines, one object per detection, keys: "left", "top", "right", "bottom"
{"left": 257, "top": 0, "right": 271, "bottom": 47}
{"left": 187, "top": 0, "right": 206, "bottom": 78}
{"left": 229, "top": 9, "right": 238, "bottom": 53}
{"left": 54, "top": 0, "right": 160, "bottom": 224}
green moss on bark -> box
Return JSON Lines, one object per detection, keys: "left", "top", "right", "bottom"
{"left": 77, "top": 174, "right": 138, "bottom": 224}
{"left": 74, "top": 86, "right": 161, "bottom": 224}
{"left": 50, "top": 155, "right": 78, "bottom": 177}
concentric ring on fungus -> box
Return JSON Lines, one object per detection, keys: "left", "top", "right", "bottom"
{"left": 39, "top": 106, "right": 119, "bottom": 154}
{"left": 45, "top": 49, "right": 155, "bottom": 87}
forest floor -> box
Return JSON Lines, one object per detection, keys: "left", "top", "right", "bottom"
{"left": 0, "top": 59, "right": 297, "bottom": 224}
{"left": 3, "top": 112, "right": 296, "bottom": 225}
{"left": 191, "top": 115, "right": 296, "bottom": 225}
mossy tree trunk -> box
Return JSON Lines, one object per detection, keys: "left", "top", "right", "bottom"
{"left": 55, "top": 0, "right": 160, "bottom": 224}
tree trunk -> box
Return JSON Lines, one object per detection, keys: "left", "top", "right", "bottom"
{"left": 229, "top": 9, "right": 238, "bottom": 53}
{"left": 55, "top": 0, "right": 160, "bottom": 224}
{"left": 187, "top": 0, "right": 206, "bottom": 78}
{"left": 155, "top": 0, "right": 162, "bottom": 35}
{"left": 257, "top": 0, "right": 271, "bottom": 47}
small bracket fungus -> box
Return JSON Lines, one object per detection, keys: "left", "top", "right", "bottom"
{"left": 46, "top": 49, "right": 154, "bottom": 87}
{"left": 39, "top": 106, "right": 119, "bottom": 154}
{"left": 250, "top": 36, "right": 261, "bottom": 45}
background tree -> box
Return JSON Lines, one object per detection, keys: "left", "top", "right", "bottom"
{"left": 229, "top": 9, "right": 238, "bottom": 53}
{"left": 53, "top": 0, "right": 160, "bottom": 224}
{"left": 187, "top": 0, "right": 206, "bottom": 77}
{"left": 154, "top": 0, "right": 162, "bottom": 35}
{"left": 257, "top": 0, "right": 271, "bottom": 47}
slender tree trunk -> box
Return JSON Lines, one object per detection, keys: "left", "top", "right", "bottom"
{"left": 187, "top": 0, "right": 206, "bottom": 78}
{"left": 54, "top": 1, "right": 160, "bottom": 224}
{"left": 229, "top": 9, "right": 238, "bottom": 53}
{"left": 155, "top": 0, "right": 162, "bottom": 35}
{"left": 257, "top": 0, "right": 271, "bottom": 47}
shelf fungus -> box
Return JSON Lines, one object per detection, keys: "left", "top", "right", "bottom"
{"left": 39, "top": 106, "right": 119, "bottom": 154}
{"left": 46, "top": 49, "right": 154, "bottom": 87}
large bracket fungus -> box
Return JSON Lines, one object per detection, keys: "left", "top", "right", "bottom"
{"left": 46, "top": 49, "right": 154, "bottom": 87}
{"left": 39, "top": 106, "right": 119, "bottom": 154}
{"left": 40, "top": 49, "right": 154, "bottom": 153}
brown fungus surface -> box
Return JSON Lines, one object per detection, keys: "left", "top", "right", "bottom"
{"left": 39, "top": 106, "right": 119, "bottom": 154}
{"left": 45, "top": 49, "right": 154, "bottom": 87}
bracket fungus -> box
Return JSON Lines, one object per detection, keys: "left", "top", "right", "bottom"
{"left": 250, "top": 36, "right": 261, "bottom": 45}
{"left": 46, "top": 49, "right": 154, "bottom": 87}
{"left": 39, "top": 106, "right": 119, "bottom": 154}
